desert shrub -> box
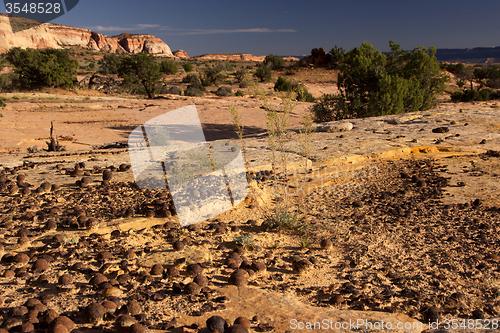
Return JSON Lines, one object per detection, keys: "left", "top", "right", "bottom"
{"left": 215, "top": 86, "right": 232, "bottom": 96}
{"left": 264, "top": 54, "right": 286, "bottom": 70}
{"left": 203, "top": 67, "right": 225, "bottom": 86}
{"left": 239, "top": 80, "right": 249, "bottom": 88}
{"left": 166, "top": 86, "right": 182, "bottom": 95}
{"left": 217, "top": 62, "right": 233, "bottom": 71}
{"left": 183, "top": 62, "right": 193, "bottom": 72}
{"left": 310, "top": 41, "right": 449, "bottom": 121}
{"left": 0, "top": 98, "right": 5, "bottom": 108}
{"left": 184, "top": 87, "right": 204, "bottom": 97}
{"left": 98, "top": 54, "right": 123, "bottom": 74}
{"left": 6, "top": 47, "right": 78, "bottom": 88}
{"left": 234, "top": 69, "right": 247, "bottom": 82}
{"left": 118, "top": 53, "right": 162, "bottom": 99}
{"left": 235, "top": 89, "right": 244, "bottom": 96}
{"left": 233, "top": 233, "right": 255, "bottom": 250}
{"left": 274, "top": 76, "right": 293, "bottom": 92}
{"left": 310, "top": 94, "right": 349, "bottom": 122}
{"left": 254, "top": 64, "right": 272, "bottom": 82}
{"left": 274, "top": 77, "right": 315, "bottom": 102}
{"left": 182, "top": 73, "right": 199, "bottom": 84}
{"left": 263, "top": 206, "right": 304, "bottom": 231}
{"left": 451, "top": 88, "right": 496, "bottom": 102}
{"left": 296, "top": 84, "right": 315, "bottom": 102}
{"left": 160, "top": 60, "right": 178, "bottom": 75}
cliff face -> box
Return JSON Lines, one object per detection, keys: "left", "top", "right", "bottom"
{"left": 0, "top": 14, "right": 173, "bottom": 56}
{"left": 192, "top": 53, "right": 300, "bottom": 62}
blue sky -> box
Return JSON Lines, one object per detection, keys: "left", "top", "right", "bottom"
{"left": 3, "top": 0, "right": 500, "bottom": 56}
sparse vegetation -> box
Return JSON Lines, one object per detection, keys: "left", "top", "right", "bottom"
{"left": 160, "top": 60, "right": 178, "bottom": 75}
{"left": 118, "top": 53, "right": 162, "bottom": 99}
{"left": 310, "top": 41, "right": 449, "bottom": 121}
{"left": 264, "top": 54, "right": 286, "bottom": 70}
{"left": 233, "top": 233, "right": 256, "bottom": 250}
{"left": 183, "top": 62, "right": 193, "bottom": 72}
{"left": 6, "top": 47, "right": 78, "bottom": 88}
{"left": 215, "top": 86, "right": 232, "bottom": 97}
{"left": 254, "top": 64, "right": 272, "bottom": 82}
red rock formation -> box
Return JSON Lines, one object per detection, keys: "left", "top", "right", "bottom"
{"left": 192, "top": 53, "right": 300, "bottom": 62}
{"left": 173, "top": 50, "right": 190, "bottom": 59}
{"left": 0, "top": 14, "right": 172, "bottom": 56}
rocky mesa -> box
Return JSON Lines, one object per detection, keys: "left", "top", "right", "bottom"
{"left": 0, "top": 14, "right": 173, "bottom": 55}
{"left": 193, "top": 53, "right": 299, "bottom": 62}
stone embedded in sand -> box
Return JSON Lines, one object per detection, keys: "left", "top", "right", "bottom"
{"left": 115, "top": 314, "right": 138, "bottom": 333}
{"left": 103, "top": 287, "right": 123, "bottom": 298}
{"left": 84, "top": 302, "right": 106, "bottom": 324}
{"left": 233, "top": 317, "right": 251, "bottom": 330}
{"left": 20, "top": 322, "right": 34, "bottom": 332}
{"left": 329, "top": 294, "right": 344, "bottom": 306}
{"left": 86, "top": 217, "right": 99, "bottom": 230}
{"left": 89, "top": 273, "right": 108, "bottom": 286}
{"left": 117, "top": 273, "right": 131, "bottom": 285}
{"left": 96, "top": 250, "right": 113, "bottom": 261}
{"left": 9, "top": 184, "right": 19, "bottom": 195}
{"left": 432, "top": 126, "right": 449, "bottom": 133}
{"left": 17, "top": 174, "right": 26, "bottom": 184}
{"left": 126, "top": 300, "right": 142, "bottom": 316}
{"left": 184, "top": 282, "right": 201, "bottom": 295}
{"left": 292, "top": 259, "right": 312, "bottom": 274}
{"left": 119, "top": 164, "right": 131, "bottom": 172}
{"left": 186, "top": 263, "right": 203, "bottom": 277}
{"left": 101, "top": 300, "right": 117, "bottom": 314}
{"left": 194, "top": 274, "right": 209, "bottom": 287}
{"left": 423, "top": 306, "right": 440, "bottom": 323}
{"left": 32, "top": 258, "right": 50, "bottom": 272}
{"left": 206, "top": 315, "right": 228, "bottom": 333}
{"left": 320, "top": 238, "right": 333, "bottom": 250}
{"left": 229, "top": 269, "right": 249, "bottom": 287}
{"left": 50, "top": 316, "right": 75, "bottom": 331}
{"left": 103, "top": 170, "right": 113, "bottom": 182}
{"left": 129, "top": 323, "right": 146, "bottom": 333}
{"left": 48, "top": 324, "right": 68, "bottom": 333}
{"left": 225, "top": 325, "right": 249, "bottom": 333}
{"left": 45, "top": 219, "right": 58, "bottom": 231}
{"left": 166, "top": 266, "right": 180, "bottom": 278}
{"left": 43, "top": 309, "right": 59, "bottom": 324}
{"left": 251, "top": 261, "right": 267, "bottom": 273}
{"left": 2, "top": 318, "right": 23, "bottom": 331}
{"left": 173, "top": 240, "right": 185, "bottom": 251}
{"left": 151, "top": 263, "right": 164, "bottom": 276}
{"left": 58, "top": 274, "right": 73, "bottom": 286}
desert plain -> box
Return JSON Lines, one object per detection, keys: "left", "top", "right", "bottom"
{"left": 0, "top": 69, "right": 499, "bottom": 333}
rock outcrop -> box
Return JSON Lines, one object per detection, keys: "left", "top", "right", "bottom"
{"left": 0, "top": 14, "right": 173, "bottom": 56}
{"left": 192, "top": 53, "right": 299, "bottom": 62}
{"left": 173, "top": 50, "right": 190, "bottom": 58}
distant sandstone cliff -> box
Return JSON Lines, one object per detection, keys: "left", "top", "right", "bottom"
{"left": 193, "top": 53, "right": 299, "bottom": 62}
{"left": 0, "top": 14, "right": 173, "bottom": 55}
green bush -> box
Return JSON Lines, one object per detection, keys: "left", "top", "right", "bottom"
{"left": 183, "top": 62, "right": 193, "bottom": 72}
{"left": 263, "top": 207, "right": 304, "bottom": 231}
{"left": 254, "top": 64, "right": 272, "bottom": 82}
{"left": 166, "top": 86, "right": 182, "bottom": 95}
{"left": 118, "top": 53, "right": 162, "bottom": 99}
{"left": 0, "top": 98, "right": 5, "bottom": 108}
{"left": 296, "top": 84, "right": 315, "bottom": 102}
{"left": 215, "top": 86, "right": 232, "bottom": 97}
{"left": 274, "top": 76, "right": 293, "bottom": 92}
{"left": 160, "top": 60, "right": 178, "bottom": 75}
{"left": 451, "top": 88, "right": 497, "bottom": 102}
{"left": 310, "top": 41, "right": 449, "bottom": 121}
{"left": 274, "top": 77, "right": 315, "bottom": 102}
{"left": 184, "top": 87, "right": 204, "bottom": 97}
{"left": 6, "top": 47, "right": 78, "bottom": 88}
{"left": 310, "top": 94, "right": 348, "bottom": 122}
{"left": 264, "top": 54, "right": 285, "bottom": 70}
{"left": 235, "top": 89, "right": 244, "bottom": 96}
{"left": 98, "top": 54, "right": 123, "bottom": 74}
{"left": 203, "top": 67, "right": 225, "bottom": 86}
{"left": 182, "top": 73, "right": 199, "bottom": 84}
{"left": 234, "top": 69, "right": 247, "bottom": 83}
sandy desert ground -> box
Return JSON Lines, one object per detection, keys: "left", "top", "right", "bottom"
{"left": 0, "top": 84, "right": 499, "bottom": 333}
